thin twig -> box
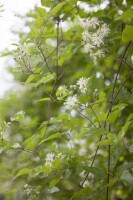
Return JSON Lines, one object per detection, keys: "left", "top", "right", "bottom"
{"left": 90, "top": 105, "right": 101, "bottom": 127}
{"left": 38, "top": 45, "right": 53, "bottom": 73}
{"left": 77, "top": 110, "right": 97, "bottom": 128}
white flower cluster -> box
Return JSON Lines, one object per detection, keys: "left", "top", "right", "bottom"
{"left": 63, "top": 77, "right": 90, "bottom": 110}
{"left": 45, "top": 153, "right": 55, "bottom": 167}
{"left": 45, "top": 152, "right": 65, "bottom": 167}
{"left": 76, "top": 77, "right": 90, "bottom": 93}
{"left": 81, "top": 17, "right": 110, "bottom": 64}
{"left": 64, "top": 95, "right": 79, "bottom": 110}
{"left": 24, "top": 184, "right": 32, "bottom": 195}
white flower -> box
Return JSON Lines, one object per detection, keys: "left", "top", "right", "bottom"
{"left": 56, "top": 153, "right": 65, "bottom": 159}
{"left": 70, "top": 84, "right": 77, "bottom": 90}
{"left": 76, "top": 77, "right": 89, "bottom": 93}
{"left": 81, "top": 17, "right": 110, "bottom": 64}
{"left": 98, "top": 23, "right": 110, "bottom": 38}
{"left": 64, "top": 95, "right": 79, "bottom": 110}
{"left": 81, "top": 17, "right": 99, "bottom": 29}
{"left": 45, "top": 153, "right": 55, "bottom": 167}
{"left": 83, "top": 180, "right": 90, "bottom": 187}
{"left": 92, "top": 33, "right": 104, "bottom": 47}
{"left": 84, "top": 43, "right": 95, "bottom": 53}
{"left": 94, "top": 49, "right": 105, "bottom": 58}
{"left": 82, "top": 30, "right": 91, "bottom": 43}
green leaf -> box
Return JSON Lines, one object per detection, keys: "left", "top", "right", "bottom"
{"left": 35, "top": 6, "right": 46, "bottom": 17}
{"left": 39, "top": 132, "right": 61, "bottom": 145}
{"left": 36, "top": 98, "right": 50, "bottom": 102}
{"left": 49, "top": 186, "right": 60, "bottom": 193}
{"left": 122, "top": 25, "right": 133, "bottom": 43}
{"left": 73, "top": 187, "right": 92, "bottom": 197}
{"left": 50, "top": 2, "right": 66, "bottom": 16}
{"left": 120, "top": 171, "right": 133, "bottom": 189}
{"left": 52, "top": 159, "right": 60, "bottom": 169}
{"left": 115, "top": 0, "right": 123, "bottom": 4}
{"left": 49, "top": 178, "right": 60, "bottom": 189}
{"left": 108, "top": 133, "right": 116, "bottom": 140}
{"left": 90, "top": 75, "right": 104, "bottom": 91}
{"left": 10, "top": 111, "right": 25, "bottom": 122}
{"left": 111, "top": 145, "right": 125, "bottom": 167}
{"left": 121, "top": 10, "right": 133, "bottom": 19}
{"left": 35, "top": 73, "right": 55, "bottom": 88}
{"left": 96, "top": 139, "right": 115, "bottom": 146}
{"left": 118, "top": 87, "right": 131, "bottom": 102}
{"left": 30, "top": 27, "right": 40, "bottom": 38}
{"left": 57, "top": 113, "right": 69, "bottom": 120}
{"left": 26, "top": 74, "right": 35, "bottom": 83}
{"left": 40, "top": 165, "right": 51, "bottom": 173}
{"left": 87, "top": 167, "right": 106, "bottom": 179}
{"left": 118, "top": 121, "right": 132, "bottom": 139}
{"left": 117, "top": 162, "right": 133, "bottom": 176}
{"left": 107, "top": 177, "right": 119, "bottom": 187}
{"left": 13, "top": 168, "right": 31, "bottom": 179}
{"left": 41, "top": 0, "right": 53, "bottom": 7}
{"left": 88, "top": 127, "right": 107, "bottom": 135}
{"left": 107, "top": 110, "right": 120, "bottom": 123}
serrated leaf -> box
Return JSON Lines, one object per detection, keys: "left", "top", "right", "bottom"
{"left": 39, "top": 132, "right": 61, "bottom": 145}
{"left": 13, "top": 168, "right": 31, "bottom": 180}
{"left": 35, "top": 73, "right": 55, "bottom": 87}
{"left": 36, "top": 98, "right": 50, "bottom": 102}
{"left": 121, "top": 10, "right": 133, "bottom": 19}
{"left": 50, "top": 2, "right": 66, "bottom": 16}
{"left": 122, "top": 25, "right": 133, "bottom": 43}
{"left": 107, "top": 110, "right": 120, "bottom": 123}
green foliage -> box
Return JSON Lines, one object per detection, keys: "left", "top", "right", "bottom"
{"left": 0, "top": 0, "right": 133, "bottom": 199}
{"left": 122, "top": 25, "right": 133, "bottom": 43}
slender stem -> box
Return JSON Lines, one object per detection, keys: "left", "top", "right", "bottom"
{"left": 39, "top": 45, "right": 52, "bottom": 73}
{"left": 90, "top": 105, "right": 101, "bottom": 127}
{"left": 80, "top": 135, "right": 102, "bottom": 186}
{"left": 113, "top": 71, "right": 133, "bottom": 102}
{"left": 110, "top": 42, "right": 131, "bottom": 101}
{"left": 106, "top": 145, "right": 111, "bottom": 200}
{"left": 56, "top": 16, "right": 60, "bottom": 77}
{"left": 77, "top": 110, "right": 97, "bottom": 128}
{"left": 105, "top": 42, "right": 132, "bottom": 200}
